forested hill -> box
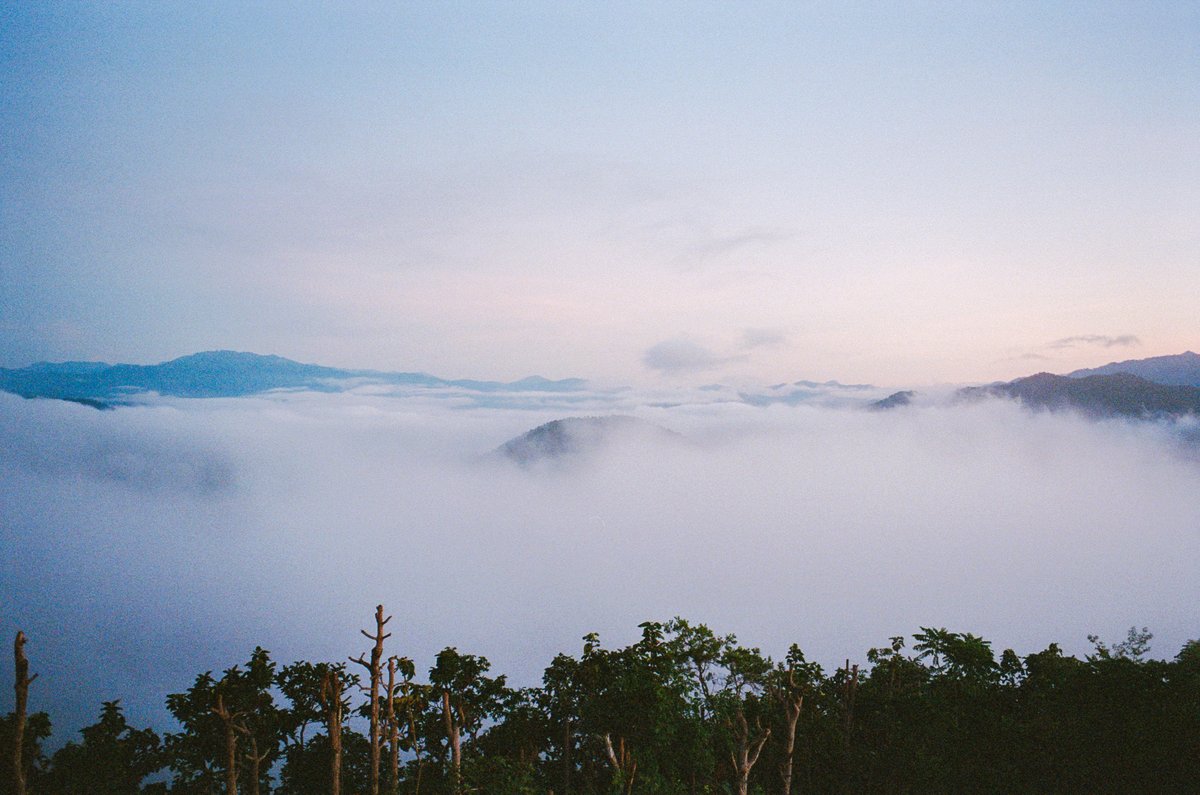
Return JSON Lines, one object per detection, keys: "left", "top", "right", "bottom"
{"left": 495, "top": 416, "right": 682, "bottom": 465}
{"left": 5, "top": 615, "right": 1198, "bottom": 793}
{"left": 959, "top": 371, "right": 1200, "bottom": 419}
{"left": 1067, "top": 350, "right": 1200, "bottom": 386}
{"left": 0, "top": 351, "right": 587, "bottom": 402}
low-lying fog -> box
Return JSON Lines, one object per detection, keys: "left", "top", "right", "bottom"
{"left": 2, "top": 388, "right": 1198, "bottom": 736}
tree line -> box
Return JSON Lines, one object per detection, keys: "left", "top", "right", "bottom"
{"left": 4, "top": 608, "right": 1198, "bottom": 793}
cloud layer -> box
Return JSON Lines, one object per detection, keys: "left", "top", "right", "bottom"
{"left": 2, "top": 389, "right": 1198, "bottom": 740}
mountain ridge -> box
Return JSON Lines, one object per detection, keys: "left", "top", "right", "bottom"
{"left": 0, "top": 350, "right": 588, "bottom": 403}
{"left": 1066, "top": 351, "right": 1200, "bottom": 387}
{"left": 960, "top": 371, "right": 1200, "bottom": 419}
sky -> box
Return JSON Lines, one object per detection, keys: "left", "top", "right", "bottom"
{"left": 1, "top": 2, "right": 1198, "bottom": 387}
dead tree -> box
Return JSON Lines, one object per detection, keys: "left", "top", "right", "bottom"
{"left": 351, "top": 605, "right": 392, "bottom": 795}
{"left": 12, "top": 632, "right": 36, "bottom": 795}
{"left": 320, "top": 667, "right": 346, "bottom": 795}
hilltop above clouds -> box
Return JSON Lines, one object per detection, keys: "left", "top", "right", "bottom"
{"left": 1067, "top": 352, "right": 1200, "bottom": 387}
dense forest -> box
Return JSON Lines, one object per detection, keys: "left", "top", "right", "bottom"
{"left": 4, "top": 608, "right": 1198, "bottom": 794}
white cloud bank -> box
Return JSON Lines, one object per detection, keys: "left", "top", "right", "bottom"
{"left": 2, "top": 389, "right": 1198, "bottom": 737}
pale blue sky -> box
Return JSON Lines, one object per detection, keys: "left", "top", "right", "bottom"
{"left": 2, "top": 2, "right": 1197, "bottom": 384}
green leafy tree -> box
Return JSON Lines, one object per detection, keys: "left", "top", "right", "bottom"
{"left": 941, "top": 632, "right": 997, "bottom": 682}
{"left": 276, "top": 728, "right": 370, "bottom": 795}
{"left": 275, "top": 661, "right": 358, "bottom": 795}
{"left": 467, "top": 687, "right": 544, "bottom": 793}
{"left": 43, "top": 701, "right": 161, "bottom": 793}
{"left": 163, "top": 648, "right": 283, "bottom": 795}
{"left": 9, "top": 612, "right": 1200, "bottom": 793}
{"left": 428, "top": 647, "right": 507, "bottom": 793}
{"left": 539, "top": 653, "right": 581, "bottom": 794}
{"left": 1087, "top": 626, "right": 1153, "bottom": 661}
{"left": 276, "top": 661, "right": 327, "bottom": 748}
{"left": 912, "top": 627, "right": 956, "bottom": 675}
{"left": 714, "top": 643, "right": 773, "bottom": 795}
{"left": 769, "top": 645, "right": 822, "bottom": 795}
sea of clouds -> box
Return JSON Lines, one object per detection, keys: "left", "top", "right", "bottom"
{"left": 2, "top": 386, "right": 1198, "bottom": 737}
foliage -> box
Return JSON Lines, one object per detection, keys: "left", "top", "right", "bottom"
{"left": 43, "top": 701, "right": 160, "bottom": 794}
{"left": 7, "top": 620, "right": 1199, "bottom": 793}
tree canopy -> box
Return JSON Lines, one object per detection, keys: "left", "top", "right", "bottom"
{"left": 5, "top": 617, "right": 1198, "bottom": 793}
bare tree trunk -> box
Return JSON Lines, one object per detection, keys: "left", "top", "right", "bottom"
{"left": 404, "top": 688, "right": 425, "bottom": 795}
{"left": 603, "top": 734, "right": 637, "bottom": 795}
{"left": 728, "top": 709, "right": 770, "bottom": 795}
{"left": 244, "top": 735, "right": 271, "bottom": 795}
{"left": 780, "top": 695, "right": 802, "bottom": 795}
{"left": 442, "top": 689, "right": 462, "bottom": 793}
{"left": 840, "top": 661, "right": 858, "bottom": 754}
{"left": 385, "top": 657, "right": 400, "bottom": 795}
{"left": 320, "top": 668, "right": 345, "bottom": 795}
{"left": 351, "top": 605, "right": 392, "bottom": 795}
{"left": 225, "top": 726, "right": 238, "bottom": 795}
{"left": 211, "top": 692, "right": 240, "bottom": 795}
{"left": 561, "top": 718, "right": 572, "bottom": 795}
{"left": 12, "top": 632, "right": 36, "bottom": 795}
{"left": 840, "top": 660, "right": 859, "bottom": 789}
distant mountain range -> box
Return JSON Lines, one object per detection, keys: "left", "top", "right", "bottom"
{"left": 0, "top": 350, "right": 587, "bottom": 404}
{"left": 5, "top": 349, "right": 1198, "bottom": 421}
{"left": 1066, "top": 351, "right": 1200, "bottom": 387}
{"left": 858, "top": 352, "right": 1200, "bottom": 420}
{"left": 961, "top": 351, "right": 1200, "bottom": 419}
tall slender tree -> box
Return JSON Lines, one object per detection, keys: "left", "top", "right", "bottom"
{"left": 429, "top": 647, "right": 506, "bottom": 793}
{"left": 384, "top": 657, "right": 400, "bottom": 795}
{"left": 209, "top": 690, "right": 242, "bottom": 795}
{"left": 541, "top": 653, "right": 581, "bottom": 795}
{"left": 393, "top": 658, "right": 428, "bottom": 795}
{"left": 319, "top": 665, "right": 349, "bottom": 795}
{"left": 770, "top": 645, "right": 821, "bottom": 795}
{"left": 718, "top": 644, "right": 773, "bottom": 795}
{"left": 351, "top": 604, "right": 392, "bottom": 795}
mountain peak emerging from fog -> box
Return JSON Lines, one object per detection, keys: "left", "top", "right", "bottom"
{"left": 496, "top": 416, "right": 681, "bottom": 466}
{"left": 0, "top": 350, "right": 588, "bottom": 403}
{"left": 1066, "top": 351, "right": 1200, "bottom": 387}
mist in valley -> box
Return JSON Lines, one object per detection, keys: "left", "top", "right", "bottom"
{"left": 3, "top": 388, "right": 1198, "bottom": 737}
